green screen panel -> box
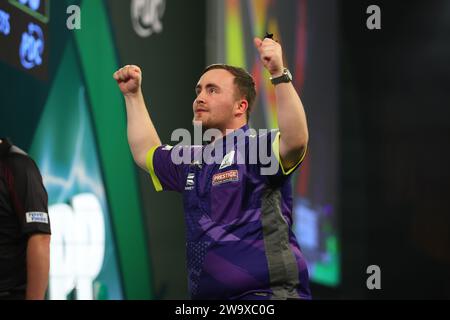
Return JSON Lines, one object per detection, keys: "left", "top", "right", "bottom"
{"left": 30, "top": 40, "right": 123, "bottom": 299}
{"left": 73, "top": 0, "right": 153, "bottom": 299}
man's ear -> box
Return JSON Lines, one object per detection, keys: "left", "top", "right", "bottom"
{"left": 236, "top": 99, "right": 249, "bottom": 117}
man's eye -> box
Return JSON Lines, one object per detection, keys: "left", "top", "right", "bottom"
{"left": 209, "top": 87, "right": 217, "bottom": 94}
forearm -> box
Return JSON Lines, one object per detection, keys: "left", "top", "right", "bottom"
{"left": 26, "top": 234, "right": 50, "bottom": 300}
{"left": 253, "top": 36, "right": 308, "bottom": 165}
{"left": 275, "top": 82, "right": 309, "bottom": 158}
{"left": 124, "top": 90, "right": 161, "bottom": 170}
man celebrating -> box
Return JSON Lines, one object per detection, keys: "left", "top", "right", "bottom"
{"left": 114, "top": 36, "right": 311, "bottom": 299}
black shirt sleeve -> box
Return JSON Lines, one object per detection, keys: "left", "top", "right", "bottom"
{"left": 6, "top": 154, "right": 51, "bottom": 236}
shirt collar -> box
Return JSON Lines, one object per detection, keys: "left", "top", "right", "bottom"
{"left": 218, "top": 124, "right": 250, "bottom": 154}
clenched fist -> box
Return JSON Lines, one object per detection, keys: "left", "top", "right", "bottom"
{"left": 253, "top": 37, "right": 284, "bottom": 77}
{"left": 113, "top": 65, "right": 142, "bottom": 96}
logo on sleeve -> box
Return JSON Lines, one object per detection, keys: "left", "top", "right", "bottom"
{"left": 212, "top": 170, "right": 239, "bottom": 186}
{"left": 26, "top": 212, "right": 49, "bottom": 224}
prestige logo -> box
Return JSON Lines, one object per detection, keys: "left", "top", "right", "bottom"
{"left": 212, "top": 170, "right": 239, "bottom": 186}
{"left": 131, "top": 0, "right": 165, "bottom": 38}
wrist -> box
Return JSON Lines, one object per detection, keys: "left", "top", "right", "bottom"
{"left": 124, "top": 89, "right": 143, "bottom": 101}
{"left": 270, "top": 68, "right": 293, "bottom": 85}
{"left": 270, "top": 68, "right": 284, "bottom": 78}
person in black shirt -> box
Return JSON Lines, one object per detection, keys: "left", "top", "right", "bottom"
{"left": 0, "top": 138, "right": 51, "bottom": 300}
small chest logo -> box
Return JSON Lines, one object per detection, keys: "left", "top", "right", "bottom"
{"left": 219, "top": 150, "right": 235, "bottom": 170}
{"left": 185, "top": 172, "right": 195, "bottom": 190}
{"left": 212, "top": 170, "right": 239, "bottom": 186}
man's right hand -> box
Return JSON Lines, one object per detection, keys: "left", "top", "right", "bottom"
{"left": 113, "top": 65, "right": 142, "bottom": 96}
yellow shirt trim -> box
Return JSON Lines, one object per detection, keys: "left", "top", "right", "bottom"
{"left": 272, "top": 131, "right": 307, "bottom": 175}
{"left": 146, "top": 146, "right": 163, "bottom": 192}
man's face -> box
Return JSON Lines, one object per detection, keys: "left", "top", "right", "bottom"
{"left": 193, "top": 69, "right": 239, "bottom": 131}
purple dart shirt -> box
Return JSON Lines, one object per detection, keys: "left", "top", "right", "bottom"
{"left": 146, "top": 125, "right": 311, "bottom": 300}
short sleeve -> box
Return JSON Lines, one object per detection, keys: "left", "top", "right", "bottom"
{"left": 146, "top": 145, "right": 191, "bottom": 193}
{"left": 255, "top": 130, "right": 307, "bottom": 185}
{"left": 7, "top": 155, "right": 51, "bottom": 236}
{"left": 271, "top": 131, "right": 307, "bottom": 176}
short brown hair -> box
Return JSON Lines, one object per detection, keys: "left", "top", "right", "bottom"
{"left": 202, "top": 64, "right": 256, "bottom": 122}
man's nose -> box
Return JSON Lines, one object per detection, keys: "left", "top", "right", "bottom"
{"left": 196, "top": 93, "right": 206, "bottom": 105}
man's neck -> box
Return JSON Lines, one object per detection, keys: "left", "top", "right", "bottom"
{"left": 218, "top": 121, "right": 248, "bottom": 137}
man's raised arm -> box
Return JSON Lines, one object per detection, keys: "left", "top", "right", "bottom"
{"left": 254, "top": 37, "right": 309, "bottom": 171}
{"left": 113, "top": 65, "right": 161, "bottom": 170}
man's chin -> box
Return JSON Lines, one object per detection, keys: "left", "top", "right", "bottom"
{"left": 192, "top": 118, "right": 210, "bottom": 129}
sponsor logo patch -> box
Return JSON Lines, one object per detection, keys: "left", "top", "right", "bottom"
{"left": 212, "top": 170, "right": 239, "bottom": 186}
{"left": 26, "top": 212, "right": 49, "bottom": 224}
{"left": 219, "top": 150, "right": 235, "bottom": 170}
